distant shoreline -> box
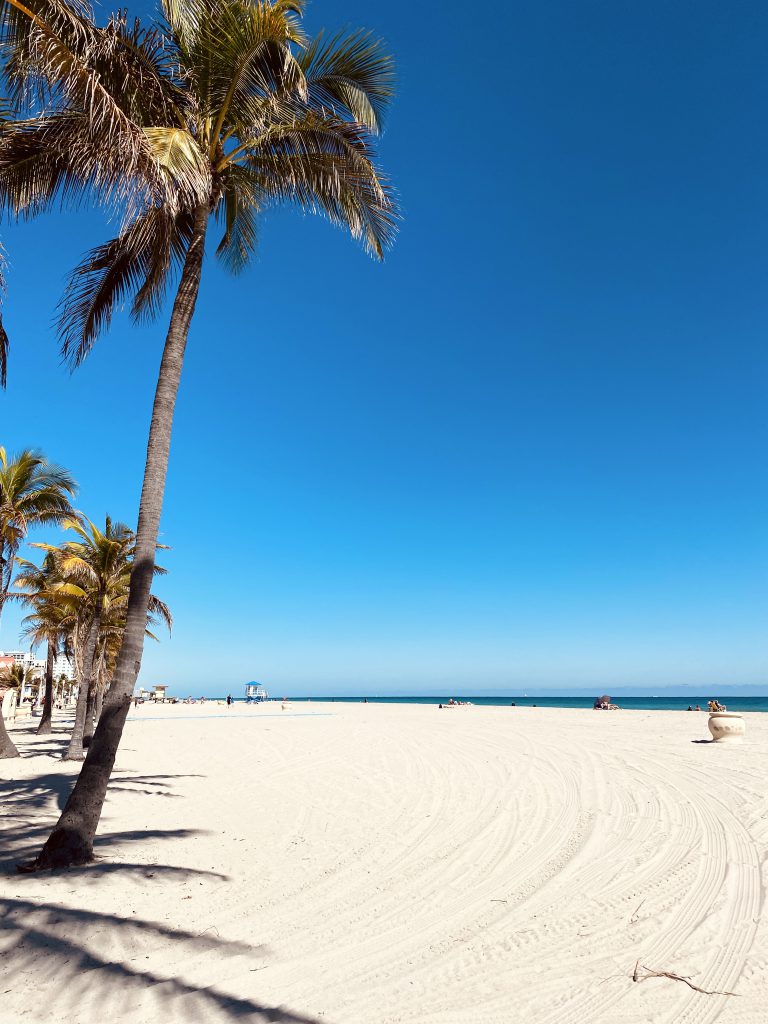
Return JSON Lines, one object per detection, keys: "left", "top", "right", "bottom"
{"left": 165, "top": 694, "right": 768, "bottom": 713}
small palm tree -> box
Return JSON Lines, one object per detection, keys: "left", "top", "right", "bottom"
{"left": 1, "top": 0, "right": 397, "bottom": 868}
{"left": 0, "top": 661, "right": 29, "bottom": 690}
{"left": 55, "top": 671, "right": 72, "bottom": 706}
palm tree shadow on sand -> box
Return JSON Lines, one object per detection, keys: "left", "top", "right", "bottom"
{"left": 0, "top": 896, "right": 324, "bottom": 1023}
{"left": 0, "top": 769, "right": 206, "bottom": 869}
{"left": 0, "top": 771, "right": 327, "bottom": 1023}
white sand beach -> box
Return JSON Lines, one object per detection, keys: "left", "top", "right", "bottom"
{"left": 1, "top": 703, "right": 767, "bottom": 1024}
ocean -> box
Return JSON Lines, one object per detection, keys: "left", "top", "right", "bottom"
{"left": 236, "top": 695, "right": 768, "bottom": 713}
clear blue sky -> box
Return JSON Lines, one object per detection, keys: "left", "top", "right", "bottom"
{"left": 1, "top": 0, "right": 767, "bottom": 696}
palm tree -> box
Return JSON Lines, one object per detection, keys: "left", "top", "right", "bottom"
{"left": 14, "top": 551, "right": 80, "bottom": 734}
{"left": 30, "top": 516, "right": 171, "bottom": 760}
{"left": 0, "top": 660, "right": 31, "bottom": 691}
{"left": 0, "top": 447, "right": 77, "bottom": 619}
{"left": 1, "top": 0, "right": 397, "bottom": 868}
{"left": 0, "top": 446, "right": 77, "bottom": 757}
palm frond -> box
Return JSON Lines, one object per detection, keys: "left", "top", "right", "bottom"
{"left": 147, "top": 592, "right": 172, "bottom": 633}
{"left": 160, "top": 0, "right": 205, "bottom": 51}
{"left": 132, "top": 209, "right": 194, "bottom": 320}
{"left": 57, "top": 205, "right": 193, "bottom": 365}
{"left": 215, "top": 163, "right": 259, "bottom": 272}
{"left": 96, "top": 11, "right": 189, "bottom": 128}
{"left": 300, "top": 29, "right": 395, "bottom": 133}
{"left": 238, "top": 113, "right": 398, "bottom": 257}
{"left": 201, "top": 1, "right": 307, "bottom": 142}
{"left": 143, "top": 126, "right": 210, "bottom": 198}
{"left": 3, "top": 7, "right": 169, "bottom": 213}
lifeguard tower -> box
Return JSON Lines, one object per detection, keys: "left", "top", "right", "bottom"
{"left": 245, "top": 682, "right": 269, "bottom": 702}
{"left": 151, "top": 684, "right": 169, "bottom": 702}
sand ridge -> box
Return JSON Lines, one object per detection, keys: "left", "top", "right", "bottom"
{"left": 1, "top": 703, "right": 766, "bottom": 1023}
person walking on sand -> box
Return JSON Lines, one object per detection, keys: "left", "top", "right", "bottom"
{"left": 226, "top": 694, "right": 232, "bottom": 708}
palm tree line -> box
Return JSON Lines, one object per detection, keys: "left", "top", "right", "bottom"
{"left": 0, "top": 447, "right": 172, "bottom": 760}
{"left": 0, "top": 0, "right": 397, "bottom": 869}
{"left": 0, "top": 444, "right": 76, "bottom": 758}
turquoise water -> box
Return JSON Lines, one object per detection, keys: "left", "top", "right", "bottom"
{"left": 235, "top": 695, "right": 768, "bottom": 712}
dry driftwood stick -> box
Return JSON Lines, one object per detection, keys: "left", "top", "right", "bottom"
{"left": 629, "top": 898, "right": 646, "bottom": 924}
{"left": 632, "top": 961, "right": 738, "bottom": 997}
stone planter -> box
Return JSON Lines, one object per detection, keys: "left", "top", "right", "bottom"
{"left": 707, "top": 712, "right": 745, "bottom": 744}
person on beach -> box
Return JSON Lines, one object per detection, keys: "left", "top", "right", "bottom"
{"left": 226, "top": 694, "right": 232, "bottom": 707}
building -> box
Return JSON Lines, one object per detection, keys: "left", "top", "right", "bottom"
{"left": 0, "top": 650, "right": 45, "bottom": 676}
{"left": 53, "top": 652, "right": 75, "bottom": 681}
{"left": 0, "top": 650, "right": 45, "bottom": 701}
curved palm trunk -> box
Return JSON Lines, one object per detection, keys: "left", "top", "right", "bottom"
{"left": 64, "top": 616, "right": 100, "bottom": 761}
{"left": 82, "top": 683, "right": 97, "bottom": 747}
{"left": 36, "top": 641, "right": 55, "bottom": 735}
{"left": 0, "top": 701, "right": 19, "bottom": 758}
{"left": 28, "top": 205, "right": 209, "bottom": 870}
{"left": 66, "top": 682, "right": 88, "bottom": 759}
{"left": 89, "top": 644, "right": 108, "bottom": 737}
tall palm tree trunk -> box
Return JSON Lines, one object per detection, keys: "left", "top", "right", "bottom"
{"left": 36, "top": 641, "right": 55, "bottom": 735}
{"left": 82, "top": 683, "right": 96, "bottom": 747}
{"left": 64, "top": 616, "right": 100, "bottom": 761}
{"left": 28, "top": 205, "right": 209, "bottom": 870}
{"left": 90, "top": 644, "right": 108, "bottom": 736}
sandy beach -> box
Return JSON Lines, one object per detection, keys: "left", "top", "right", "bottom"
{"left": 1, "top": 702, "right": 767, "bottom": 1024}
